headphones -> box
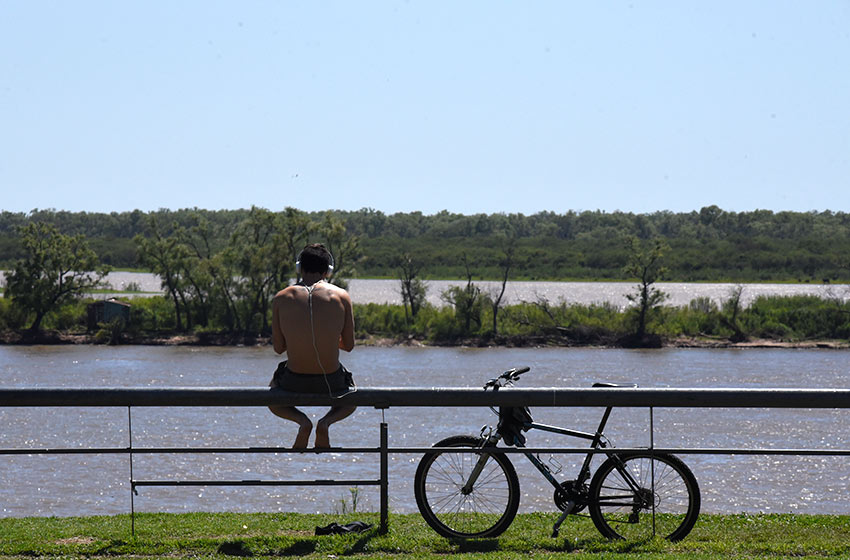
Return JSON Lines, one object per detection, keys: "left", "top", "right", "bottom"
{"left": 295, "top": 247, "right": 334, "bottom": 276}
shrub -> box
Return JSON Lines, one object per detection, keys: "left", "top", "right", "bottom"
{"left": 0, "top": 298, "right": 11, "bottom": 330}
{"left": 354, "top": 303, "right": 409, "bottom": 337}
{"left": 42, "top": 301, "right": 87, "bottom": 332}
{"left": 127, "top": 296, "right": 177, "bottom": 332}
{"left": 745, "top": 295, "right": 841, "bottom": 340}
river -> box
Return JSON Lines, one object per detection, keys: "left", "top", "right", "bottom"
{"left": 3, "top": 270, "right": 849, "bottom": 308}
{"left": 48, "top": 271, "right": 848, "bottom": 309}
{"left": 0, "top": 345, "right": 847, "bottom": 518}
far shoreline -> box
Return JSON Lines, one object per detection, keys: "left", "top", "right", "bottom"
{"left": 2, "top": 330, "right": 847, "bottom": 350}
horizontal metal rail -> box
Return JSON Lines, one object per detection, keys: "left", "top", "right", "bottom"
{"left": 0, "top": 446, "right": 382, "bottom": 455}
{"left": 3, "top": 446, "right": 850, "bottom": 457}
{"left": 2, "top": 386, "right": 850, "bottom": 408}
{"left": 133, "top": 479, "right": 381, "bottom": 488}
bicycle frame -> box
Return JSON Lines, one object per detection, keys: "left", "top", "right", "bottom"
{"left": 468, "top": 405, "right": 617, "bottom": 501}
{"left": 469, "top": 404, "right": 651, "bottom": 537}
{"left": 519, "top": 405, "right": 616, "bottom": 492}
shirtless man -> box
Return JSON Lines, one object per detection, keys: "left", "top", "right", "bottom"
{"left": 269, "top": 243, "right": 356, "bottom": 449}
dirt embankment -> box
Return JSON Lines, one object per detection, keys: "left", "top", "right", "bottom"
{"left": 1, "top": 330, "right": 847, "bottom": 350}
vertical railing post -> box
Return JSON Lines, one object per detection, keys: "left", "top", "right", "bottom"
{"left": 379, "top": 420, "right": 388, "bottom": 534}
{"left": 649, "top": 406, "right": 656, "bottom": 537}
{"left": 128, "top": 406, "right": 136, "bottom": 537}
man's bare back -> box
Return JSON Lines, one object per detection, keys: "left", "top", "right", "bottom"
{"left": 272, "top": 280, "right": 355, "bottom": 374}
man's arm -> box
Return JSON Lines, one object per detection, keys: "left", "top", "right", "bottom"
{"left": 272, "top": 295, "right": 287, "bottom": 354}
{"left": 338, "top": 291, "right": 355, "bottom": 352}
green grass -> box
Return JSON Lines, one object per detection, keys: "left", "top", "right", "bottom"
{"left": 1, "top": 512, "right": 848, "bottom": 558}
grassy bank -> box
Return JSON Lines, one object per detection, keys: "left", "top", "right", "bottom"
{"left": 3, "top": 292, "right": 850, "bottom": 349}
{"left": 1, "top": 512, "right": 848, "bottom": 558}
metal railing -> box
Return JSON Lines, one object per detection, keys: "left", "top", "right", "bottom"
{"left": 2, "top": 386, "right": 850, "bottom": 534}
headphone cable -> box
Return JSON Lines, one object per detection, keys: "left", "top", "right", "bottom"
{"left": 305, "top": 281, "right": 355, "bottom": 399}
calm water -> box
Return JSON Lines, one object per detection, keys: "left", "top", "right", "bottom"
{"left": 0, "top": 345, "right": 848, "bottom": 518}
{"left": 96, "top": 272, "right": 849, "bottom": 308}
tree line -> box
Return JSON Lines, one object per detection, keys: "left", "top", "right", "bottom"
{"left": 2, "top": 206, "right": 850, "bottom": 282}
{"left": 2, "top": 207, "right": 849, "bottom": 346}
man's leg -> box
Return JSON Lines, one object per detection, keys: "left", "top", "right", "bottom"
{"left": 315, "top": 406, "right": 356, "bottom": 448}
{"left": 268, "top": 405, "right": 313, "bottom": 449}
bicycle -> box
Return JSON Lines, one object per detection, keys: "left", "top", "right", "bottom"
{"left": 414, "top": 367, "right": 700, "bottom": 540}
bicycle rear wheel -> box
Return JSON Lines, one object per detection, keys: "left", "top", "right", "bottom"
{"left": 414, "top": 435, "right": 520, "bottom": 539}
{"left": 588, "top": 452, "right": 700, "bottom": 541}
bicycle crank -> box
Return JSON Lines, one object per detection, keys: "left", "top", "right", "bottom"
{"left": 554, "top": 480, "right": 588, "bottom": 514}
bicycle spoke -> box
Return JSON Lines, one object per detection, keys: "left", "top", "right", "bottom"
{"left": 416, "top": 438, "right": 520, "bottom": 538}
{"left": 590, "top": 454, "right": 698, "bottom": 541}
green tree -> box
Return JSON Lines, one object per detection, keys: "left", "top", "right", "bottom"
{"left": 225, "top": 207, "right": 290, "bottom": 335}
{"left": 720, "top": 285, "right": 748, "bottom": 342}
{"left": 279, "top": 207, "right": 313, "bottom": 278}
{"left": 318, "top": 212, "right": 361, "bottom": 290}
{"left": 134, "top": 218, "right": 192, "bottom": 331}
{"left": 487, "top": 228, "right": 517, "bottom": 335}
{"left": 208, "top": 250, "right": 243, "bottom": 332}
{"left": 175, "top": 215, "right": 219, "bottom": 329}
{"left": 5, "top": 222, "right": 110, "bottom": 332}
{"left": 395, "top": 252, "right": 428, "bottom": 324}
{"left": 440, "top": 254, "right": 483, "bottom": 335}
{"left": 623, "top": 236, "right": 669, "bottom": 344}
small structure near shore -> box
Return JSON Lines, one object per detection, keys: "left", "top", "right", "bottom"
{"left": 87, "top": 298, "right": 131, "bottom": 330}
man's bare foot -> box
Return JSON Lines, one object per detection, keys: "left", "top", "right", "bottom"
{"left": 269, "top": 405, "right": 314, "bottom": 449}
{"left": 313, "top": 406, "right": 355, "bottom": 449}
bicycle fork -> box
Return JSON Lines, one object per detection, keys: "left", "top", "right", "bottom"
{"left": 460, "top": 432, "right": 501, "bottom": 495}
{"left": 460, "top": 450, "right": 492, "bottom": 496}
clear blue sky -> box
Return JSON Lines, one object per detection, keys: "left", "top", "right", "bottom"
{"left": 2, "top": 1, "right": 848, "bottom": 216}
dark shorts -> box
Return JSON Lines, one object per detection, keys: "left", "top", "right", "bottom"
{"left": 270, "top": 361, "right": 355, "bottom": 395}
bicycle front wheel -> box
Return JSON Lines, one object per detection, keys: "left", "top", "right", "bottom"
{"left": 414, "top": 435, "right": 520, "bottom": 539}
{"left": 588, "top": 453, "right": 700, "bottom": 541}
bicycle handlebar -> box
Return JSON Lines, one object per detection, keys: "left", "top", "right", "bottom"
{"left": 484, "top": 366, "right": 531, "bottom": 390}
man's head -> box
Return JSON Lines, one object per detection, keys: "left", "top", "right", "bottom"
{"left": 297, "top": 243, "right": 334, "bottom": 276}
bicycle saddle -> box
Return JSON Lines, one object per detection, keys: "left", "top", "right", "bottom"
{"left": 591, "top": 382, "right": 639, "bottom": 388}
